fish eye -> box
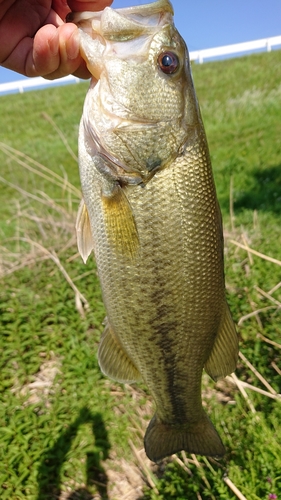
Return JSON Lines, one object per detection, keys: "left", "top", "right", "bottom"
{"left": 158, "top": 51, "right": 179, "bottom": 74}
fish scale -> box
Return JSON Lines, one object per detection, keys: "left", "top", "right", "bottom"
{"left": 73, "top": 0, "right": 239, "bottom": 462}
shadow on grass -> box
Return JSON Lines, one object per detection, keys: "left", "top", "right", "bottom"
{"left": 234, "top": 164, "right": 281, "bottom": 214}
{"left": 36, "top": 407, "right": 110, "bottom": 500}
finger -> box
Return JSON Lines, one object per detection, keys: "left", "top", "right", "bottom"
{"left": 37, "top": 23, "right": 91, "bottom": 80}
{"left": 51, "top": 0, "right": 71, "bottom": 20}
{"left": 0, "top": 1, "right": 49, "bottom": 64}
{"left": 67, "top": 0, "right": 113, "bottom": 11}
{"left": 1, "top": 9, "right": 65, "bottom": 76}
{"left": 27, "top": 24, "right": 60, "bottom": 77}
{"left": 1, "top": 36, "right": 33, "bottom": 75}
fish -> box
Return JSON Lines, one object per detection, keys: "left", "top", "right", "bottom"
{"left": 71, "top": 0, "right": 239, "bottom": 462}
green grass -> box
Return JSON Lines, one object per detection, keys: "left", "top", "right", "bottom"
{"left": 0, "top": 50, "right": 281, "bottom": 499}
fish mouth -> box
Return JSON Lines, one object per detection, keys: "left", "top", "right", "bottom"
{"left": 67, "top": 0, "right": 175, "bottom": 82}
{"left": 68, "top": 0, "right": 174, "bottom": 38}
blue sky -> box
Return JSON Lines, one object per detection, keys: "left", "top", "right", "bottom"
{"left": 1, "top": 0, "right": 281, "bottom": 84}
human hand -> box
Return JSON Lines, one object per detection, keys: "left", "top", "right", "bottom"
{"left": 0, "top": 0, "right": 113, "bottom": 79}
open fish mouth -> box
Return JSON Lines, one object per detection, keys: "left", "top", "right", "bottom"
{"left": 68, "top": 0, "right": 174, "bottom": 37}
{"left": 67, "top": 0, "right": 175, "bottom": 78}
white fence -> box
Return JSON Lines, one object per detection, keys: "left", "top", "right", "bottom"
{"left": 0, "top": 35, "right": 280, "bottom": 95}
{"left": 0, "top": 74, "right": 81, "bottom": 95}
{"left": 189, "top": 35, "right": 281, "bottom": 64}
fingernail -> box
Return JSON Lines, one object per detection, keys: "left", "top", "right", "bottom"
{"left": 66, "top": 28, "right": 80, "bottom": 60}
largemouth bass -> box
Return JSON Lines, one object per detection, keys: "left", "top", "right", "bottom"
{"left": 71, "top": 0, "right": 239, "bottom": 462}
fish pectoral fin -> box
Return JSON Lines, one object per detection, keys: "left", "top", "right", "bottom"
{"left": 204, "top": 303, "right": 239, "bottom": 381}
{"left": 101, "top": 185, "right": 139, "bottom": 259}
{"left": 76, "top": 199, "right": 95, "bottom": 264}
{"left": 98, "top": 321, "right": 142, "bottom": 383}
{"left": 144, "top": 412, "right": 225, "bottom": 463}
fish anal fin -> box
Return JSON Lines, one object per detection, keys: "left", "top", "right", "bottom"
{"left": 205, "top": 303, "right": 239, "bottom": 381}
{"left": 144, "top": 413, "right": 225, "bottom": 463}
{"left": 98, "top": 322, "right": 142, "bottom": 383}
{"left": 76, "top": 199, "right": 95, "bottom": 264}
{"left": 101, "top": 186, "right": 139, "bottom": 259}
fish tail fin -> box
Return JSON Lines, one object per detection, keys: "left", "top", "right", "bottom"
{"left": 144, "top": 412, "right": 225, "bottom": 463}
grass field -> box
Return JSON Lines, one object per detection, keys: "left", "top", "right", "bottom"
{"left": 0, "top": 49, "right": 281, "bottom": 500}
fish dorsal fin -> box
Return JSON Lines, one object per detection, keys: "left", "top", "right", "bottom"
{"left": 76, "top": 199, "right": 95, "bottom": 264}
{"left": 204, "top": 303, "right": 239, "bottom": 381}
{"left": 98, "top": 321, "right": 142, "bottom": 383}
{"left": 101, "top": 185, "right": 139, "bottom": 259}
